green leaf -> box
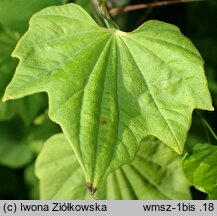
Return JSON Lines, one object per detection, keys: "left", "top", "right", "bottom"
{"left": 0, "top": 94, "right": 48, "bottom": 125}
{"left": 183, "top": 144, "right": 217, "bottom": 199}
{"left": 0, "top": 121, "right": 33, "bottom": 168}
{"left": 0, "top": 1, "right": 67, "bottom": 123}
{"left": 24, "top": 163, "right": 39, "bottom": 199}
{"left": 0, "top": 113, "right": 59, "bottom": 168}
{"left": 0, "top": 25, "right": 48, "bottom": 124}
{"left": 36, "top": 134, "right": 191, "bottom": 199}
{"left": 0, "top": 25, "right": 19, "bottom": 96}
{"left": 26, "top": 112, "right": 61, "bottom": 154}
{"left": 3, "top": 4, "right": 213, "bottom": 192}
{"left": 0, "top": 0, "right": 68, "bottom": 33}
{"left": 36, "top": 134, "right": 90, "bottom": 199}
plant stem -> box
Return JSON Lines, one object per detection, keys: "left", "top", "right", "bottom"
{"left": 122, "top": 0, "right": 207, "bottom": 13}
{"left": 96, "top": 0, "right": 119, "bottom": 29}
{"left": 202, "top": 118, "right": 217, "bottom": 141}
{"left": 97, "top": 0, "right": 111, "bottom": 28}
{"left": 197, "top": 111, "right": 217, "bottom": 142}
{"left": 91, "top": 0, "right": 106, "bottom": 27}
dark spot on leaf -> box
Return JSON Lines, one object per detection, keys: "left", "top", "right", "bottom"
{"left": 100, "top": 118, "right": 107, "bottom": 125}
{"left": 86, "top": 182, "right": 97, "bottom": 196}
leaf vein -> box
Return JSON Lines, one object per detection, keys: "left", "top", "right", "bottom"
{"left": 120, "top": 37, "right": 181, "bottom": 151}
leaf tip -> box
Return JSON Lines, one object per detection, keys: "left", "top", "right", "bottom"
{"left": 177, "top": 150, "right": 183, "bottom": 155}
{"left": 210, "top": 106, "right": 215, "bottom": 111}
{"left": 86, "top": 182, "right": 97, "bottom": 196}
{"left": 176, "top": 146, "right": 183, "bottom": 155}
{"left": 2, "top": 95, "right": 10, "bottom": 102}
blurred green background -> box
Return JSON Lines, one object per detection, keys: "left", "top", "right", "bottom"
{"left": 0, "top": 0, "right": 217, "bottom": 199}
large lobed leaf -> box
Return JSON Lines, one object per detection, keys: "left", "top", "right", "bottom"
{"left": 183, "top": 144, "right": 217, "bottom": 199}
{"left": 36, "top": 134, "right": 191, "bottom": 199}
{"left": 3, "top": 4, "right": 213, "bottom": 192}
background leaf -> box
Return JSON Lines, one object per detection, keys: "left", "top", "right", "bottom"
{"left": 0, "top": 120, "right": 33, "bottom": 168}
{"left": 0, "top": 0, "right": 68, "bottom": 33}
{"left": 36, "top": 134, "right": 191, "bottom": 200}
{"left": 0, "top": 112, "right": 60, "bottom": 169}
{"left": 3, "top": 4, "right": 213, "bottom": 192}
{"left": 183, "top": 143, "right": 217, "bottom": 199}
{"left": 0, "top": 94, "right": 47, "bottom": 125}
{"left": 24, "top": 163, "right": 39, "bottom": 200}
{"left": 0, "top": 25, "right": 19, "bottom": 96}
